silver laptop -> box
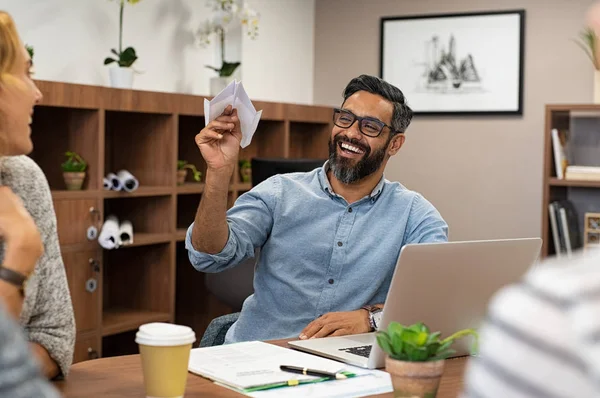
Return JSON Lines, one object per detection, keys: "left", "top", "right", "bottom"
{"left": 288, "top": 238, "right": 542, "bottom": 369}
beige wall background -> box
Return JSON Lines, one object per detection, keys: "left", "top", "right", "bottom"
{"left": 314, "top": 0, "right": 596, "bottom": 241}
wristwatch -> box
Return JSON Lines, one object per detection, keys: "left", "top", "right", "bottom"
{"left": 361, "top": 305, "right": 383, "bottom": 331}
{"left": 0, "top": 266, "right": 28, "bottom": 296}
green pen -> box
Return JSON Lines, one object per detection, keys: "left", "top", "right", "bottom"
{"left": 243, "top": 371, "right": 358, "bottom": 393}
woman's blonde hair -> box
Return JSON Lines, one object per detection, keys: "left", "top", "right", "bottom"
{"left": 0, "top": 11, "right": 20, "bottom": 81}
{"left": 0, "top": 11, "right": 22, "bottom": 155}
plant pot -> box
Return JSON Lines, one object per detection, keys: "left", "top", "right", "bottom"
{"left": 177, "top": 169, "right": 187, "bottom": 185}
{"left": 210, "top": 76, "right": 235, "bottom": 96}
{"left": 109, "top": 67, "right": 134, "bottom": 89}
{"left": 63, "top": 172, "right": 86, "bottom": 191}
{"left": 385, "top": 357, "right": 445, "bottom": 398}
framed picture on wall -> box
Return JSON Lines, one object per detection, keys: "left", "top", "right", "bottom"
{"left": 380, "top": 10, "right": 525, "bottom": 116}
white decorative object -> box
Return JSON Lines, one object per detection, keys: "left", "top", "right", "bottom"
{"left": 99, "top": 215, "right": 120, "bottom": 250}
{"left": 118, "top": 220, "right": 134, "bottom": 245}
{"left": 109, "top": 67, "right": 134, "bottom": 89}
{"left": 116, "top": 169, "right": 139, "bottom": 192}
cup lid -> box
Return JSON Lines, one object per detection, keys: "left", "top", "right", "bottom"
{"left": 135, "top": 322, "right": 196, "bottom": 347}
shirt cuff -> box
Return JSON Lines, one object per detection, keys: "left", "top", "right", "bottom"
{"left": 184, "top": 222, "right": 237, "bottom": 269}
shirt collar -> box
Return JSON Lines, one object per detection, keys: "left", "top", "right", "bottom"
{"left": 318, "top": 160, "right": 385, "bottom": 202}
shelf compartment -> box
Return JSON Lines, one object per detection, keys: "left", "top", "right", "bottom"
{"left": 105, "top": 111, "right": 175, "bottom": 187}
{"left": 177, "top": 194, "right": 200, "bottom": 231}
{"left": 30, "top": 106, "right": 100, "bottom": 190}
{"left": 289, "top": 121, "right": 330, "bottom": 159}
{"left": 104, "top": 195, "right": 172, "bottom": 235}
{"left": 178, "top": 115, "right": 207, "bottom": 184}
{"left": 177, "top": 183, "right": 205, "bottom": 194}
{"left": 103, "top": 243, "right": 173, "bottom": 331}
{"left": 238, "top": 121, "right": 287, "bottom": 167}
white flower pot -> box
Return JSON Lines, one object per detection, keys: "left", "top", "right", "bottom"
{"left": 210, "top": 76, "right": 235, "bottom": 96}
{"left": 109, "top": 67, "right": 134, "bottom": 89}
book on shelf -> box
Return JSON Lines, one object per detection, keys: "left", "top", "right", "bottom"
{"left": 551, "top": 128, "right": 568, "bottom": 179}
{"left": 548, "top": 200, "right": 581, "bottom": 257}
{"left": 564, "top": 165, "right": 600, "bottom": 181}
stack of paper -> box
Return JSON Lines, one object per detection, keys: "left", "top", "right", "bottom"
{"left": 188, "top": 341, "right": 392, "bottom": 397}
{"left": 204, "top": 80, "right": 263, "bottom": 148}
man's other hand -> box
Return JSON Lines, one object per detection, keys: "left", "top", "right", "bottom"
{"left": 299, "top": 310, "right": 370, "bottom": 340}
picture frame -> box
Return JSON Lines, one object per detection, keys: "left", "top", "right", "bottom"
{"left": 380, "top": 10, "right": 525, "bottom": 116}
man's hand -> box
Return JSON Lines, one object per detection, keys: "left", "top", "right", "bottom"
{"left": 195, "top": 105, "right": 242, "bottom": 172}
{"left": 299, "top": 310, "right": 370, "bottom": 340}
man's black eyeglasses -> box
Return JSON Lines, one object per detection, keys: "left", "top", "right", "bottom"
{"left": 332, "top": 108, "right": 397, "bottom": 138}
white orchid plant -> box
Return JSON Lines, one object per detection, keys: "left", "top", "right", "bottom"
{"left": 196, "top": 0, "right": 259, "bottom": 77}
{"left": 104, "top": 0, "right": 142, "bottom": 68}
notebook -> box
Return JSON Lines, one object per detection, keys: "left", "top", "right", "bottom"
{"left": 187, "top": 341, "right": 392, "bottom": 397}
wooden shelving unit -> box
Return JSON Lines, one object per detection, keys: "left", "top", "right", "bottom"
{"left": 541, "top": 105, "right": 600, "bottom": 258}
{"left": 30, "top": 80, "right": 332, "bottom": 363}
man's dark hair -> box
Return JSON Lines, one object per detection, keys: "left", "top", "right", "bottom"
{"left": 342, "top": 74, "right": 413, "bottom": 134}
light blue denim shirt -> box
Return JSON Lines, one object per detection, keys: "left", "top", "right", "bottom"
{"left": 185, "top": 162, "right": 448, "bottom": 343}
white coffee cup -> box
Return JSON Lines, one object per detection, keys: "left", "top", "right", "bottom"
{"left": 135, "top": 323, "right": 196, "bottom": 398}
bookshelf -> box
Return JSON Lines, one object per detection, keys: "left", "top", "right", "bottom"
{"left": 31, "top": 80, "right": 332, "bottom": 363}
{"left": 542, "top": 105, "right": 600, "bottom": 258}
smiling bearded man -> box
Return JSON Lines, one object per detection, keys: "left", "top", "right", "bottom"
{"left": 185, "top": 74, "right": 449, "bottom": 345}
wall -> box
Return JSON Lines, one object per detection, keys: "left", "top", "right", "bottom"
{"left": 3, "top": 0, "right": 315, "bottom": 104}
{"left": 314, "top": 0, "right": 595, "bottom": 241}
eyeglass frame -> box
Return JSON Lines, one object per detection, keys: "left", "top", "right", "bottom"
{"left": 332, "top": 108, "right": 398, "bottom": 138}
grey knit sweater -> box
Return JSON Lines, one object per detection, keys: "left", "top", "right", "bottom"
{"left": 0, "top": 155, "right": 75, "bottom": 377}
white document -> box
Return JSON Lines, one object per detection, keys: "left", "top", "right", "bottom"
{"left": 204, "top": 80, "right": 263, "bottom": 148}
{"left": 188, "top": 341, "right": 392, "bottom": 397}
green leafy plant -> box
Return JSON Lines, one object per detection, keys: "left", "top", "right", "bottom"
{"left": 574, "top": 27, "right": 600, "bottom": 70}
{"left": 376, "top": 322, "right": 478, "bottom": 362}
{"left": 25, "top": 44, "right": 34, "bottom": 60}
{"left": 104, "top": 0, "right": 141, "bottom": 68}
{"left": 197, "top": 0, "right": 259, "bottom": 77}
{"left": 61, "top": 151, "right": 87, "bottom": 173}
{"left": 178, "top": 160, "right": 202, "bottom": 182}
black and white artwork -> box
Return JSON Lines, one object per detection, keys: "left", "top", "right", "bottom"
{"left": 380, "top": 10, "right": 525, "bottom": 116}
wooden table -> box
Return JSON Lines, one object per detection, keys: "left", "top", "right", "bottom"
{"left": 54, "top": 341, "right": 468, "bottom": 397}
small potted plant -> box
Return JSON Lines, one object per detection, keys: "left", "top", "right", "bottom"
{"left": 61, "top": 151, "right": 87, "bottom": 190}
{"left": 376, "top": 322, "right": 478, "bottom": 398}
{"left": 104, "top": 0, "right": 142, "bottom": 89}
{"left": 239, "top": 159, "right": 251, "bottom": 183}
{"left": 177, "top": 160, "right": 202, "bottom": 185}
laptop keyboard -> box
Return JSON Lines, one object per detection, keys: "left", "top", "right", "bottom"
{"left": 339, "top": 345, "right": 372, "bottom": 358}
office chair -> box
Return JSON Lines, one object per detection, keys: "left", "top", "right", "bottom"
{"left": 200, "top": 157, "right": 325, "bottom": 347}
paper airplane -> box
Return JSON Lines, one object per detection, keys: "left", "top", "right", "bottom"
{"left": 204, "top": 80, "right": 262, "bottom": 148}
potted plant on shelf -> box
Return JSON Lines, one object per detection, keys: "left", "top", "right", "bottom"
{"left": 177, "top": 160, "right": 202, "bottom": 185}
{"left": 376, "top": 322, "right": 478, "bottom": 398}
{"left": 104, "top": 0, "right": 142, "bottom": 89}
{"left": 196, "top": 0, "right": 259, "bottom": 95}
{"left": 61, "top": 151, "right": 87, "bottom": 190}
{"left": 576, "top": 1, "right": 600, "bottom": 102}
{"left": 238, "top": 159, "right": 251, "bottom": 183}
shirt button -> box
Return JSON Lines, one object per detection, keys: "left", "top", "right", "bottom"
{"left": 348, "top": 207, "right": 353, "bottom": 213}
{"left": 337, "top": 241, "right": 343, "bottom": 247}
{"left": 328, "top": 279, "right": 334, "bottom": 284}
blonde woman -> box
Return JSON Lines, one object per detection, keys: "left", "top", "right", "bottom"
{"left": 0, "top": 10, "right": 75, "bottom": 382}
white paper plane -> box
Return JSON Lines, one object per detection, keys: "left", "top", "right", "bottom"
{"left": 204, "top": 80, "right": 263, "bottom": 148}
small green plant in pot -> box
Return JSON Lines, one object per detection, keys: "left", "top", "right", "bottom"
{"left": 376, "top": 322, "right": 478, "bottom": 398}
{"left": 61, "top": 151, "right": 87, "bottom": 190}
{"left": 177, "top": 160, "right": 202, "bottom": 185}
{"left": 238, "top": 159, "right": 251, "bottom": 183}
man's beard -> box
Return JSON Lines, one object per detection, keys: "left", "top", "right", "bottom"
{"left": 328, "top": 134, "right": 389, "bottom": 184}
